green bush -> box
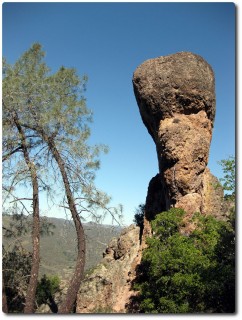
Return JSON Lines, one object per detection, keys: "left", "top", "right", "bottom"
{"left": 135, "top": 208, "right": 235, "bottom": 313}
{"left": 2, "top": 246, "right": 32, "bottom": 313}
{"left": 36, "top": 274, "right": 60, "bottom": 308}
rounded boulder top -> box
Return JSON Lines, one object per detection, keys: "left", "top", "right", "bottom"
{"left": 132, "top": 52, "right": 216, "bottom": 125}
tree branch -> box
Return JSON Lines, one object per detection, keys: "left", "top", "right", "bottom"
{"left": 2, "top": 146, "right": 23, "bottom": 162}
{"left": 10, "top": 198, "right": 33, "bottom": 203}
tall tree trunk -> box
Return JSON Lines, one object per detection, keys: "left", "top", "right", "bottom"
{"left": 41, "top": 134, "right": 85, "bottom": 314}
{"left": 2, "top": 278, "right": 8, "bottom": 313}
{"left": 13, "top": 114, "right": 40, "bottom": 313}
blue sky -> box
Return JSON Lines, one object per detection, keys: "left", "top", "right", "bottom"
{"left": 2, "top": 2, "right": 235, "bottom": 225}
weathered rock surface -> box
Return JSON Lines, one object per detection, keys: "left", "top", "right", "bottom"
{"left": 201, "top": 168, "right": 226, "bottom": 219}
{"left": 133, "top": 52, "right": 223, "bottom": 218}
{"left": 76, "top": 225, "right": 141, "bottom": 313}
{"left": 133, "top": 52, "right": 215, "bottom": 141}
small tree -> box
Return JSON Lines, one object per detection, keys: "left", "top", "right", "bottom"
{"left": 36, "top": 275, "right": 60, "bottom": 313}
{"left": 2, "top": 101, "right": 41, "bottom": 312}
{"left": 218, "top": 156, "right": 235, "bottom": 200}
{"left": 133, "top": 204, "right": 145, "bottom": 229}
{"left": 218, "top": 155, "right": 235, "bottom": 229}
{"left": 133, "top": 204, "right": 145, "bottom": 243}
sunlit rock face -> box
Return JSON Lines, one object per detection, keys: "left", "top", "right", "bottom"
{"left": 76, "top": 225, "right": 141, "bottom": 313}
{"left": 133, "top": 52, "right": 222, "bottom": 217}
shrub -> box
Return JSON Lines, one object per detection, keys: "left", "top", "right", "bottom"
{"left": 36, "top": 274, "right": 60, "bottom": 309}
{"left": 135, "top": 208, "right": 235, "bottom": 313}
{"left": 2, "top": 246, "right": 32, "bottom": 313}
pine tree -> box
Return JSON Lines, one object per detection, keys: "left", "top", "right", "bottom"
{"left": 2, "top": 43, "right": 122, "bottom": 313}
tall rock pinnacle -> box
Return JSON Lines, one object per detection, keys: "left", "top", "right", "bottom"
{"left": 75, "top": 53, "right": 225, "bottom": 314}
{"left": 133, "top": 52, "right": 219, "bottom": 218}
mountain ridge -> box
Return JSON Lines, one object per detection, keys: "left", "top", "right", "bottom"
{"left": 2, "top": 214, "right": 123, "bottom": 280}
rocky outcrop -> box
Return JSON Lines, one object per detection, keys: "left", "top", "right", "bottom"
{"left": 75, "top": 52, "right": 226, "bottom": 314}
{"left": 76, "top": 225, "right": 141, "bottom": 313}
{"left": 133, "top": 52, "right": 223, "bottom": 219}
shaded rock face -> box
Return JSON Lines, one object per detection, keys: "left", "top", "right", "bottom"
{"left": 133, "top": 52, "right": 219, "bottom": 216}
{"left": 76, "top": 225, "right": 141, "bottom": 313}
{"left": 145, "top": 174, "right": 166, "bottom": 220}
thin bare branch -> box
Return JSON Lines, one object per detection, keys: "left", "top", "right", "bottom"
{"left": 2, "top": 146, "right": 23, "bottom": 162}
{"left": 10, "top": 198, "right": 33, "bottom": 203}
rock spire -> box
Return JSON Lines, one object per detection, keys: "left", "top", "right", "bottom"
{"left": 133, "top": 52, "right": 222, "bottom": 218}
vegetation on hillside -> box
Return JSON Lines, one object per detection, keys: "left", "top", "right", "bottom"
{"left": 129, "top": 208, "right": 235, "bottom": 313}
{"left": 3, "top": 216, "right": 121, "bottom": 278}
{"left": 2, "top": 216, "right": 121, "bottom": 313}
{"left": 2, "top": 246, "right": 32, "bottom": 313}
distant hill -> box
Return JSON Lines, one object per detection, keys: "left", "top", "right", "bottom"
{"left": 2, "top": 215, "right": 122, "bottom": 280}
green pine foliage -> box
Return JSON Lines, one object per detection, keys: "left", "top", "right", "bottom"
{"left": 218, "top": 156, "right": 235, "bottom": 200}
{"left": 3, "top": 43, "right": 122, "bottom": 225}
{"left": 134, "top": 208, "right": 235, "bottom": 313}
{"left": 2, "top": 43, "right": 123, "bottom": 313}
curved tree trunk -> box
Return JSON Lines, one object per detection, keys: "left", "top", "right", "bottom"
{"left": 41, "top": 133, "right": 85, "bottom": 314}
{"left": 13, "top": 114, "right": 40, "bottom": 314}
